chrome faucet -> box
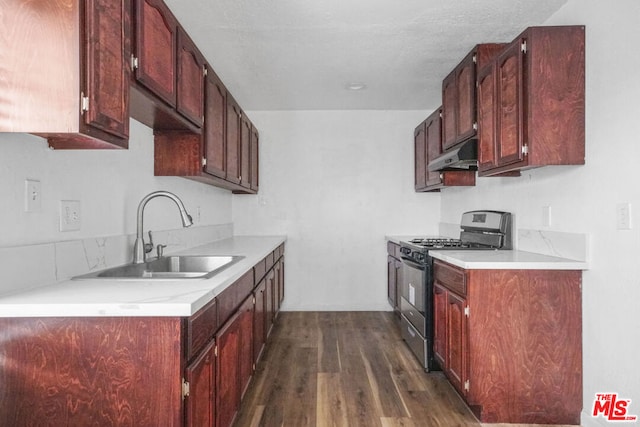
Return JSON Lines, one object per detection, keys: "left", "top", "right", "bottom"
{"left": 133, "top": 191, "right": 193, "bottom": 264}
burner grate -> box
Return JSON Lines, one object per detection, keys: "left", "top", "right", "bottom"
{"left": 409, "top": 238, "right": 465, "bottom": 248}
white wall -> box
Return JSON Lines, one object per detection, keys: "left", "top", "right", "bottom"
{"left": 0, "top": 119, "right": 232, "bottom": 247}
{"left": 439, "top": 1, "right": 640, "bottom": 425}
{"left": 233, "top": 110, "right": 440, "bottom": 310}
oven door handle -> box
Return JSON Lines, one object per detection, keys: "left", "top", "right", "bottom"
{"left": 400, "top": 257, "right": 427, "bottom": 271}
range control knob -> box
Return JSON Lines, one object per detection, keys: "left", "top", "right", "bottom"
{"left": 415, "top": 253, "right": 425, "bottom": 262}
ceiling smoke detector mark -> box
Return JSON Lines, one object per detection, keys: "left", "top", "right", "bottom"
{"left": 24, "top": 179, "right": 42, "bottom": 212}
{"left": 345, "top": 82, "right": 367, "bottom": 91}
{"left": 60, "top": 200, "right": 81, "bottom": 232}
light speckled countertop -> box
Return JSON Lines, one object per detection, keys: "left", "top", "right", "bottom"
{"left": 429, "top": 249, "right": 587, "bottom": 270}
{"left": 0, "top": 236, "right": 286, "bottom": 318}
{"left": 386, "top": 235, "right": 587, "bottom": 270}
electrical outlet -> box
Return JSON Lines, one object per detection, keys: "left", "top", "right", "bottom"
{"left": 616, "top": 203, "right": 632, "bottom": 230}
{"left": 24, "top": 179, "right": 42, "bottom": 212}
{"left": 60, "top": 200, "right": 81, "bottom": 231}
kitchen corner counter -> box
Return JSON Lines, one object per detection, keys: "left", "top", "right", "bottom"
{"left": 0, "top": 235, "right": 286, "bottom": 318}
{"left": 429, "top": 249, "right": 588, "bottom": 270}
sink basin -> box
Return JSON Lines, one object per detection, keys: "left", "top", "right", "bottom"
{"left": 73, "top": 255, "right": 245, "bottom": 280}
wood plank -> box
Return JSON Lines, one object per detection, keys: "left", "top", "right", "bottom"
{"left": 234, "top": 312, "right": 578, "bottom": 427}
{"left": 316, "top": 373, "right": 349, "bottom": 427}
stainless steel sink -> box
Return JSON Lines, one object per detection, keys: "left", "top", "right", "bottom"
{"left": 73, "top": 255, "right": 244, "bottom": 280}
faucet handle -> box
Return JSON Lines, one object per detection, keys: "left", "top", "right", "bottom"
{"left": 156, "top": 244, "right": 167, "bottom": 259}
{"left": 144, "top": 230, "right": 154, "bottom": 254}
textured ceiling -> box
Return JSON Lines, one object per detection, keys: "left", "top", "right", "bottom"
{"left": 164, "top": 0, "right": 568, "bottom": 111}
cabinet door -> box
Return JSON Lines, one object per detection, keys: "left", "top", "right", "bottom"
{"left": 185, "top": 339, "right": 216, "bottom": 427}
{"left": 238, "top": 295, "right": 254, "bottom": 399}
{"left": 273, "top": 259, "right": 282, "bottom": 314}
{"left": 387, "top": 255, "right": 397, "bottom": 309}
{"left": 265, "top": 269, "right": 276, "bottom": 338}
{"left": 278, "top": 258, "right": 285, "bottom": 308}
{"left": 83, "top": 0, "right": 130, "bottom": 139}
{"left": 225, "top": 96, "right": 242, "bottom": 185}
{"left": 496, "top": 41, "right": 524, "bottom": 167}
{"left": 455, "top": 51, "right": 477, "bottom": 144}
{"left": 414, "top": 121, "right": 427, "bottom": 191}
{"left": 433, "top": 283, "right": 447, "bottom": 368}
{"left": 446, "top": 292, "right": 468, "bottom": 396}
{"left": 477, "top": 64, "right": 497, "bottom": 172}
{"left": 253, "top": 278, "right": 267, "bottom": 364}
{"left": 239, "top": 115, "right": 252, "bottom": 189}
{"left": 441, "top": 71, "right": 457, "bottom": 150}
{"left": 176, "top": 27, "right": 205, "bottom": 127}
{"left": 424, "top": 109, "right": 444, "bottom": 188}
{"left": 134, "top": 0, "right": 178, "bottom": 106}
{"left": 204, "top": 68, "right": 227, "bottom": 178}
{"left": 216, "top": 312, "right": 241, "bottom": 427}
{"left": 250, "top": 126, "right": 260, "bottom": 192}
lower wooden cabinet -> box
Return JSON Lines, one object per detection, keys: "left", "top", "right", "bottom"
{"left": 216, "top": 311, "right": 241, "bottom": 427}
{"left": 0, "top": 317, "right": 184, "bottom": 425}
{"left": 185, "top": 339, "right": 216, "bottom": 427}
{"left": 386, "top": 241, "right": 401, "bottom": 314}
{"left": 253, "top": 277, "right": 267, "bottom": 364}
{"left": 433, "top": 259, "right": 582, "bottom": 425}
{"left": 238, "top": 295, "right": 255, "bottom": 399}
{"left": 265, "top": 269, "right": 276, "bottom": 338}
{"left": 0, "top": 243, "right": 285, "bottom": 426}
{"left": 274, "top": 258, "right": 284, "bottom": 316}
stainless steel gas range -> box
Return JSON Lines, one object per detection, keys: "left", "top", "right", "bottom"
{"left": 398, "top": 210, "right": 512, "bottom": 371}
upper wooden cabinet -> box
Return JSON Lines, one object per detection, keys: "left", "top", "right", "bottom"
{"left": 133, "top": 0, "right": 178, "bottom": 107}
{"left": 177, "top": 28, "right": 206, "bottom": 127}
{"left": 239, "top": 115, "right": 253, "bottom": 190}
{"left": 154, "top": 70, "right": 259, "bottom": 194}
{"left": 0, "top": 0, "right": 131, "bottom": 149}
{"left": 235, "top": 115, "right": 260, "bottom": 193}
{"left": 415, "top": 108, "right": 475, "bottom": 192}
{"left": 225, "top": 96, "right": 243, "bottom": 186}
{"left": 441, "top": 44, "right": 506, "bottom": 151}
{"left": 250, "top": 125, "right": 260, "bottom": 193}
{"left": 203, "top": 67, "right": 228, "bottom": 179}
{"left": 478, "top": 26, "right": 585, "bottom": 176}
{"left": 131, "top": 0, "right": 205, "bottom": 131}
{"left": 414, "top": 120, "right": 428, "bottom": 190}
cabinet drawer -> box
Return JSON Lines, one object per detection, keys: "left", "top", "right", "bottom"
{"left": 254, "top": 257, "right": 267, "bottom": 283}
{"left": 186, "top": 298, "right": 217, "bottom": 361}
{"left": 265, "top": 251, "right": 275, "bottom": 272}
{"left": 217, "top": 270, "right": 255, "bottom": 326}
{"left": 434, "top": 260, "right": 466, "bottom": 296}
{"left": 235, "top": 270, "right": 254, "bottom": 303}
{"left": 217, "top": 284, "right": 237, "bottom": 326}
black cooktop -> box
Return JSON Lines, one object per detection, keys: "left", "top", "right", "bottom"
{"left": 407, "top": 237, "right": 465, "bottom": 248}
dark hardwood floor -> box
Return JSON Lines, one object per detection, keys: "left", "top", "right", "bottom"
{"left": 234, "top": 311, "right": 579, "bottom": 427}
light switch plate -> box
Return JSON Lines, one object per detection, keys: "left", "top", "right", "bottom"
{"left": 24, "top": 179, "right": 42, "bottom": 212}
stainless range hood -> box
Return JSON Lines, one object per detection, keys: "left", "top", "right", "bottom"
{"left": 428, "top": 139, "right": 478, "bottom": 171}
